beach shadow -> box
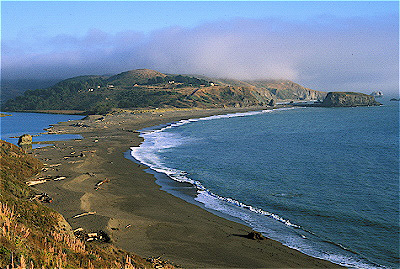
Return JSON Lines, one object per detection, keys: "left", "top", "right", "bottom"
{"left": 231, "top": 233, "right": 251, "bottom": 239}
{"left": 231, "top": 231, "right": 266, "bottom": 240}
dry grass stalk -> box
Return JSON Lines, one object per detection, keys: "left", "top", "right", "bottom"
{"left": 51, "top": 230, "right": 86, "bottom": 254}
{"left": 124, "top": 255, "right": 133, "bottom": 269}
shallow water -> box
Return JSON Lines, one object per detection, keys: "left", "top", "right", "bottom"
{"left": 0, "top": 112, "right": 83, "bottom": 147}
{"left": 132, "top": 99, "right": 399, "bottom": 268}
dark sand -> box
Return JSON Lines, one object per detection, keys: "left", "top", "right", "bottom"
{"left": 33, "top": 107, "right": 341, "bottom": 268}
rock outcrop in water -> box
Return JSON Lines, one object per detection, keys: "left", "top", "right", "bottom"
{"left": 321, "top": 92, "right": 381, "bottom": 107}
{"left": 18, "top": 134, "right": 32, "bottom": 145}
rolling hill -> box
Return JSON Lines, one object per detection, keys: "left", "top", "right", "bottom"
{"left": 2, "top": 69, "right": 326, "bottom": 114}
{"left": 1, "top": 79, "right": 62, "bottom": 104}
{"left": 108, "top": 69, "right": 167, "bottom": 86}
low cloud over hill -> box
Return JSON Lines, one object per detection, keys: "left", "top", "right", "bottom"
{"left": 2, "top": 16, "right": 398, "bottom": 94}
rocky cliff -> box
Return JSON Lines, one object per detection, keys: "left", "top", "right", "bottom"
{"left": 321, "top": 92, "right": 381, "bottom": 107}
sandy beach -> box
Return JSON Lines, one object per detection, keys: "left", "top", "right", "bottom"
{"left": 32, "top": 106, "right": 340, "bottom": 268}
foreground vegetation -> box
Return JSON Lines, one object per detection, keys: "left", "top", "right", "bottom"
{"left": 0, "top": 141, "right": 174, "bottom": 268}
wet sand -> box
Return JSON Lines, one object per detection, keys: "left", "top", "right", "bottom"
{"left": 33, "top": 107, "right": 341, "bottom": 268}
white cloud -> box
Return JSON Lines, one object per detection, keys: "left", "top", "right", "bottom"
{"left": 2, "top": 15, "right": 398, "bottom": 94}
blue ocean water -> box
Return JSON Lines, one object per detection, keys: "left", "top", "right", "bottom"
{"left": 132, "top": 99, "right": 399, "bottom": 268}
{"left": 0, "top": 112, "right": 84, "bottom": 147}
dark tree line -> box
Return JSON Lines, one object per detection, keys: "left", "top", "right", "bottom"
{"left": 146, "top": 75, "right": 212, "bottom": 87}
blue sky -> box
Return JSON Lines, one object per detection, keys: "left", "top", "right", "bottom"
{"left": 1, "top": 1, "right": 399, "bottom": 94}
{"left": 2, "top": 1, "right": 397, "bottom": 39}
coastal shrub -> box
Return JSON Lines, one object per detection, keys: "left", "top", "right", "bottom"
{"left": 0, "top": 140, "right": 172, "bottom": 268}
{"left": 90, "top": 101, "right": 114, "bottom": 115}
{"left": 116, "top": 89, "right": 185, "bottom": 109}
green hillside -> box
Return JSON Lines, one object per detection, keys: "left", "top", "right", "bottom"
{"left": 107, "top": 69, "right": 166, "bottom": 86}
{"left": 2, "top": 69, "right": 326, "bottom": 114}
{"left": 1, "top": 79, "right": 62, "bottom": 104}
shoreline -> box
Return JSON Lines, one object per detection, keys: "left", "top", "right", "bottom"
{"left": 30, "top": 106, "right": 341, "bottom": 268}
{"left": 129, "top": 108, "right": 301, "bottom": 230}
{"left": 125, "top": 151, "right": 251, "bottom": 229}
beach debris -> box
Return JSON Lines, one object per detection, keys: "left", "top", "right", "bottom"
{"left": 32, "top": 193, "right": 53, "bottom": 203}
{"left": 125, "top": 224, "right": 132, "bottom": 229}
{"left": 86, "top": 172, "right": 96, "bottom": 177}
{"left": 26, "top": 174, "right": 67, "bottom": 185}
{"left": 146, "top": 255, "right": 173, "bottom": 269}
{"left": 87, "top": 232, "right": 98, "bottom": 238}
{"left": 53, "top": 176, "right": 66, "bottom": 181}
{"left": 94, "top": 178, "right": 109, "bottom": 190}
{"left": 72, "top": 211, "right": 96, "bottom": 219}
{"left": 70, "top": 122, "right": 90, "bottom": 128}
{"left": 37, "top": 176, "right": 53, "bottom": 180}
{"left": 246, "top": 231, "right": 265, "bottom": 240}
{"left": 68, "top": 160, "right": 84, "bottom": 164}
{"left": 49, "top": 163, "right": 61, "bottom": 167}
{"left": 26, "top": 180, "right": 48, "bottom": 186}
{"left": 121, "top": 128, "right": 135, "bottom": 133}
{"left": 82, "top": 150, "right": 97, "bottom": 153}
{"left": 74, "top": 229, "right": 110, "bottom": 243}
{"left": 73, "top": 227, "right": 84, "bottom": 233}
{"left": 64, "top": 153, "right": 84, "bottom": 159}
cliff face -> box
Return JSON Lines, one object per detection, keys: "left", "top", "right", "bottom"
{"left": 215, "top": 79, "right": 327, "bottom": 102}
{"left": 321, "top": 92, "right": 381, "bottom": 107}
{"left": 247, "top": 80, "right": 326, "bottom": 101}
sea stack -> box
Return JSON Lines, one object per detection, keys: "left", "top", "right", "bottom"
{"left": 321, "top": 92, "right": 381, "bottom": 107}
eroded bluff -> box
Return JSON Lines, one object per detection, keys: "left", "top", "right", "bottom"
{"left": 321, "top": 92, "right": 381, "bottom": 107}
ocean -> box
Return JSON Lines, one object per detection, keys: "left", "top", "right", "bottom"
{"left": 0, "top": 112, "right": 83, "bottom": 147}
{"left": 131, "top": 99, "right": 399, "bottom": 269}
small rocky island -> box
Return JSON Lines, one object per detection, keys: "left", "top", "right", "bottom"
{"left": 320, "top": 92, "right": 382, "bottom": 107}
